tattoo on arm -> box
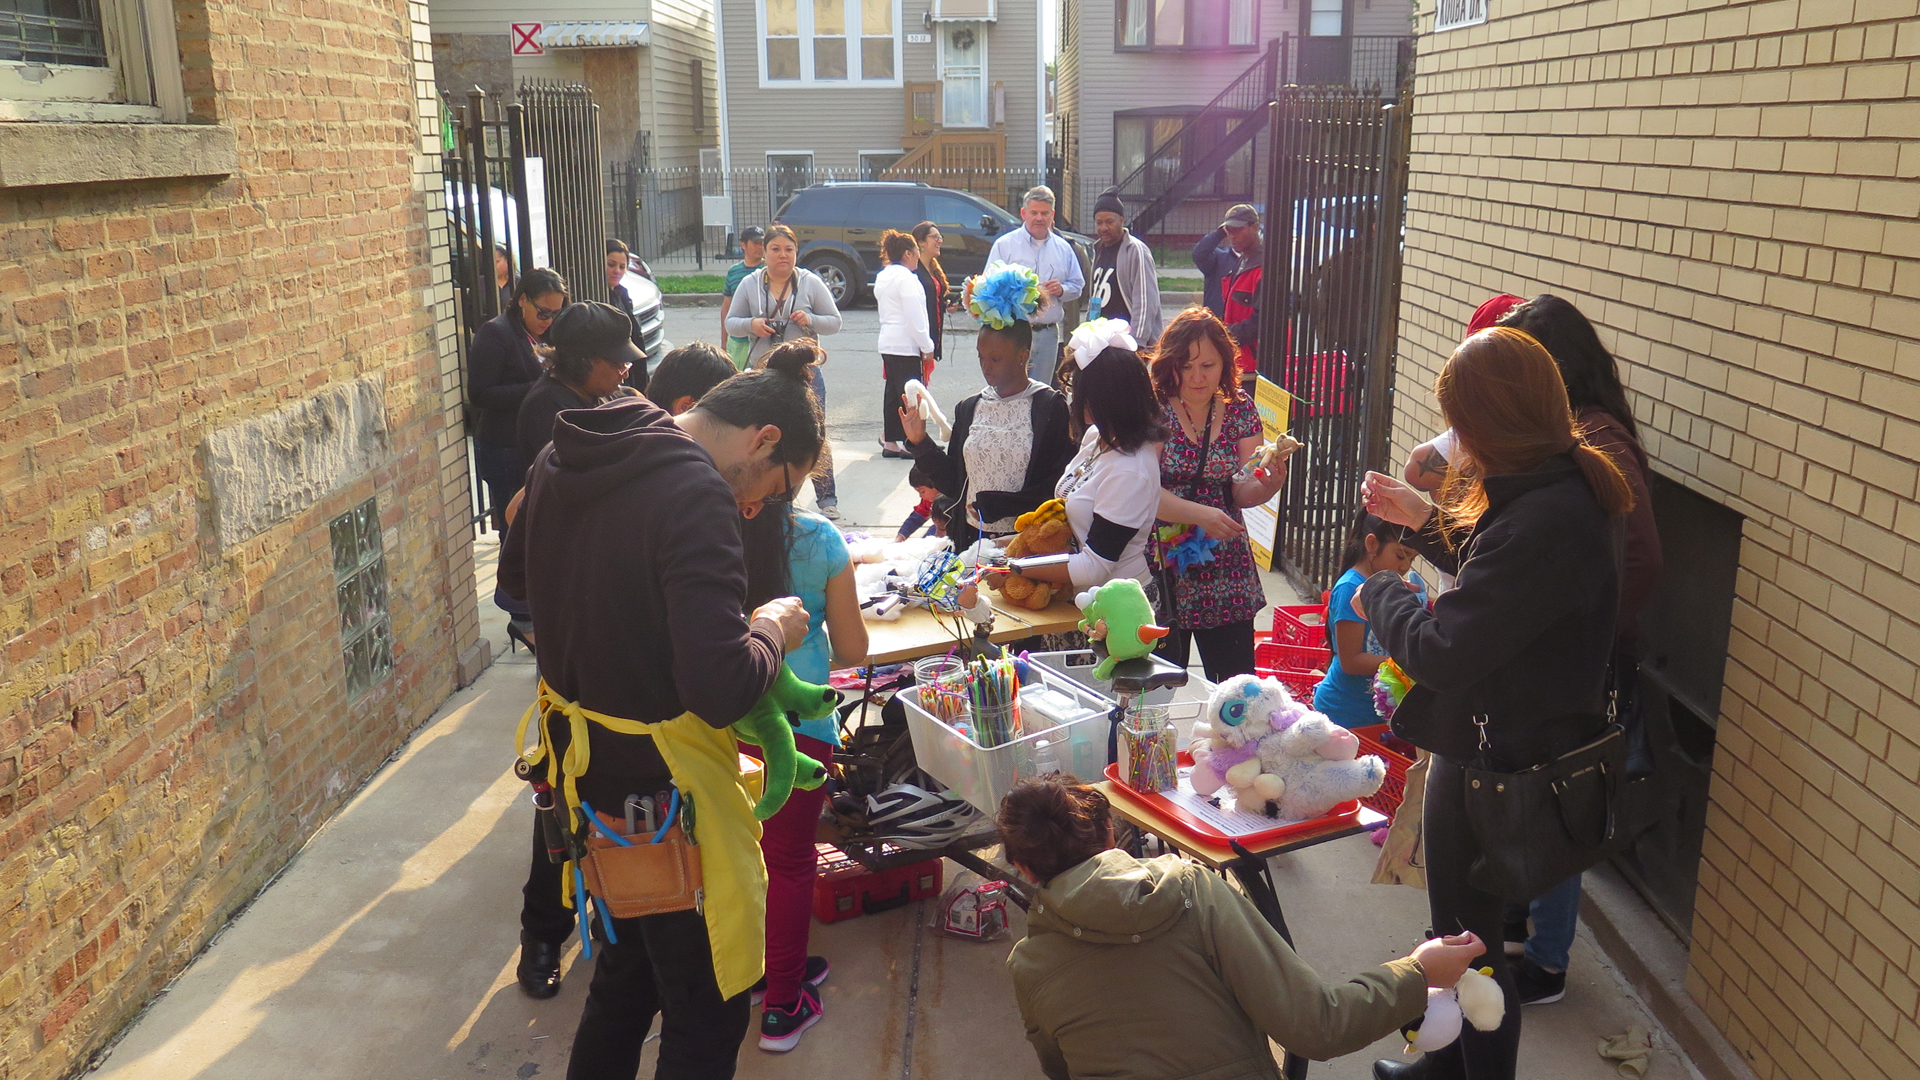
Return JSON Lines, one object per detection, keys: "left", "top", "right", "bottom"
{"left": 1414, "top": 448, "right": 1448, "bottom": 479}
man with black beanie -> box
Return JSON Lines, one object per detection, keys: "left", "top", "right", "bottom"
{"left": 1089, "top": 187, "right": 1164, "bottom": 344}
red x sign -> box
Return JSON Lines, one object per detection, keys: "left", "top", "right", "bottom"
{"left": 511, "top": 23, "right": 543, "bottom": 55}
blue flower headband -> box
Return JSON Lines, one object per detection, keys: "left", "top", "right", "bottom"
{"left": 966, "top": 262, "right": 1042, "bottom": 330}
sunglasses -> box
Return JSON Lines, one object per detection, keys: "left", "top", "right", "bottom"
{"left": 527, "top": 301, "right": 564, "bottom": 321}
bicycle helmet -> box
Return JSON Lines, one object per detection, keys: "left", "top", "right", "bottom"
{"left": 864, "top": 783, "right": 982, "bottom": 849}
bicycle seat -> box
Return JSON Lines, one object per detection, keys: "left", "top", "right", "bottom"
{"left": 1102, "top": 651, "right": 1189, "bottom": 694}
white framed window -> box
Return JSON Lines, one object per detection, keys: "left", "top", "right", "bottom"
{"left": 1115, "top": 0, "right": 1255, "bottom": 51}
{"left": 1433, "top": 0, "right": 1487, "bottom": 32}
{"left": 1308, "top": 0, "right": 1343, "bottom": 37}
{"left": 758, "top": 0, "right": 902, "bottom": 87}
{"left": 1, "top": 0, "right": 187, "bottom": 122}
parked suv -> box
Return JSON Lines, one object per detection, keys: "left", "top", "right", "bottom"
{"left": 771, "top": 182, "right": 1085, "bottom": 306}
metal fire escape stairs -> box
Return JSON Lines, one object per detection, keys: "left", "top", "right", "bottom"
{"left": 1114, "top": 36, "right": 1282, "bottom": 238}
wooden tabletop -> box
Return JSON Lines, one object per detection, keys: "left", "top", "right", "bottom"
{"left": 1097, "top": 779, "right": 1387, "bottom": 870}
{"left": 863, "top": 593, "right": 1085, "bottom": 665}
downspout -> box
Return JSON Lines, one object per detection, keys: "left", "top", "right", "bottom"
{"left": 714, "top": 0, "right": 731, "bottom": 174}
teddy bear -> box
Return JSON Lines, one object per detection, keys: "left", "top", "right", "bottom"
{"left": 988, "top": 499, "right": 1073, "bottom": 610}
{"left": 1188, "top": 675, "right": 1289, "bottom": 814}
{"left": 1254, "top": 698, "right": 1388, "bottom": 821}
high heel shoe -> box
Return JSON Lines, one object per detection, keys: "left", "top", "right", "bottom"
{"left": 507, "top": 621, "right": 536, "bottom": 656}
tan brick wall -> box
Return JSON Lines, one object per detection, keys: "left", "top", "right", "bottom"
{"left": 0, "top": 0, "right": 480, "bottom": 1075}
{"left": 1397, "top": 2, "right": 1920, "bottom": 1077}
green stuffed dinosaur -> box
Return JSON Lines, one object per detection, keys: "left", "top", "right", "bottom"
{"left": 1075, "top": 580, "right": 1171, "bottom": 681}
{"left": 732, "top": 663, "right": 841, "bottom": 820}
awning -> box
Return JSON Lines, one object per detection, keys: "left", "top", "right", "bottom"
{"left": 929, "top": 0, "right": 996, "bottom": 22}
{"left": 537, "top": 21, "right": 651, "bottom": 48}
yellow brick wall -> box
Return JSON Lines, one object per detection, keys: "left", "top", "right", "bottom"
{"left": 1397, "top": 2, "right": 1920, "bottom": 1077}
{"left": 0, "top": 0, "right": 480, "bottom": 1075}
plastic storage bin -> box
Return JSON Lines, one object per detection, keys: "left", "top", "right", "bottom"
{"left": 1255, "top": 639, "right": 1332, "bottom": 674}
{"left": 902, "top": 665, "right": 1114, "bottom": 815}
{"left": 1349, "top": 723, "right": 1414, "bottom": 816}
{"left": 1271, "top": 604, "right": 1328, "bottom": 647}
{"left": 1025, "top": 649, "right": 1210, "bottom": 750}
{"left": 812, "top": 844, "right": 945, "bottom": 924}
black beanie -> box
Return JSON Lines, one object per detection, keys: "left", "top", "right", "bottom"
{"left": 1093, "top": 187, "right": 1126, "bottom": 219}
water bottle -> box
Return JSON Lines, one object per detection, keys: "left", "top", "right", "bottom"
{"left": 1031, "top": 738, "right": 1062, "bottom": 779}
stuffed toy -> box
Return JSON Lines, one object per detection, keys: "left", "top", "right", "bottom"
{"left": 732, "top": 664, "right": 838, "bottom": 820}
{"left": 901, "top": 378, "right": 952, "bottom": 442}
{"left": 989, "top": 499, "right": 1073, "bottom": 610}
{"left": 1254, "top": 698, "right": 1388, "bottom": 821}
{"left": 1188, "top": 675, "right": 1288, "bottom": 813}
{"left": 1402, "top": 967, "right": 1505, "bottom": 1054}
{"left": 1374, "top": 657, "right": 1413, "bottom": 721}
{"left": 1074, "top": 579, "right": 1170, "bottom": 680}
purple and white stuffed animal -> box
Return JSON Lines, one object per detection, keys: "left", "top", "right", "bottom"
{"left": 1189, "top": 675, "right": 1288, "bottom": 813}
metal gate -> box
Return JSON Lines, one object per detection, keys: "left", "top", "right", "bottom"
{"left": 440, "top": 82, "right": 607, "bottom": 530}
{"left": 1256, "top": 87, "right": 1414, "bottom": 592}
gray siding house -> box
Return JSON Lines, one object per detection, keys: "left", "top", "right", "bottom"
{"left": 716, "top": 0, "right": 1044, "bottom": 212}
{"left": 1056, "top": 0, "right": 1411, "bottom": 237}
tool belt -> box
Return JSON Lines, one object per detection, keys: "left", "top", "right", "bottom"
{"left": 580, "top": 814, "right": 705, "bottom": 919}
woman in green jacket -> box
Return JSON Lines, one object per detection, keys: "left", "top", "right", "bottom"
{"left": 998, "top": 778, "right": 1485, "bottom": 1080}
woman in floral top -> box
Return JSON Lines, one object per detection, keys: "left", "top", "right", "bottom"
{"left": 1149, "top": 308, "right": 1296, "bottom": 680}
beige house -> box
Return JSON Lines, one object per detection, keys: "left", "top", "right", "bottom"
{"left": 1397, "top": 2, "right": 1920, "bottom": 1078}
{"left": 715, "top": 0, "right": 1044, "bottom": 206}
{"left": 429, "top": 0, "right": 718, "bottom": 168}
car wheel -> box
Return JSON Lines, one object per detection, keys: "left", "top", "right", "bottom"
{"left": 804, "top": 253, "right": 861, "bottom": 306}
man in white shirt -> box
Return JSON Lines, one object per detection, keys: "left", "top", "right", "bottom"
{"left": 988, "top": 185, "right": 1085, "bottom": 384}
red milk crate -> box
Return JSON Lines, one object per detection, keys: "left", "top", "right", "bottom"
{"left": 1259, "top": 667, "right": 1322, "bottom": 703}
{"left": 1270, "top": 603, "right": 1328, "bottom": 648}
{"left": 1349, "top": 724, "right": 1414, "bottom": 817}
{"left": 1255, "top": 639, "right": 1332, "bottom": 674}
{"left": 812, "top": 844, "right": 945, "bottom": 924}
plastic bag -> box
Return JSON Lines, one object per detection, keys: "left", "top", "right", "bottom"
{"left": 931, "top": 870, "right": 1011, "bottom": 941}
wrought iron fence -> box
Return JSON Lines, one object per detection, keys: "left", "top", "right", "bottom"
{"left": 1256, "top": 86, "right": 1414, "bottom": 593}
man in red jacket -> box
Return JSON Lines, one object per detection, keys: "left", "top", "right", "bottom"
{"left": 1218, "top": 204, "right": 1264, "bottom": 384}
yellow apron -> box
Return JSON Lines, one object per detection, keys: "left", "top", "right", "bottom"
{"left": 517, "top": 679, "right": 767, "bottom": 1000}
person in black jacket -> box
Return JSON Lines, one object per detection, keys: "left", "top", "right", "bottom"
{"left": 897, "top": 319, "right": 1076, "bottom": 550}
{"left": 604, "top": 239, "right": 651, "bottom": 391}
{"left": 515, "top": 302, "right": 643, "bottom": 467}
{"left": 1356, "top": 327, "right": 1635, "bottom": 1080}
{"left": 469, "top": 267, "right": 568, "bottom": 531}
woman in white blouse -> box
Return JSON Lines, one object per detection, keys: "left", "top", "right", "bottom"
{"left": 1020, "top": 320, "right": 1167, "bottom": 594}
{"left": 875, "top": 230, "right": 937, "bottom": 457}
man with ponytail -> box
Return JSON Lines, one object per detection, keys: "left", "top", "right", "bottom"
{"left": 1354, "top": 326, "right": 1633, "bottom": 1080}
{"left": 499, "top": 344, "right": 828, "bottom": 1079}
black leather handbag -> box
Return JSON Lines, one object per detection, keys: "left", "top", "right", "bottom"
{"left": 1462, "top": 715, "right": 1629, "bottom": 903}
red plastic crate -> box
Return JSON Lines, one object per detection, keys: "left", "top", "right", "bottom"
{"left": 1349, "top": 724, "right": 1414, "bottom": 817}
{"left": 1270, "top": 604, "right": 1328, "bottom": 648}
{"left": 1255, "top": 639, "right": 1332, "bottom": 674}
{"left": 812, "top": 844, "right": 944, "bottom": 924}
{"left": 1258, "top": 667, "right": 1322, "bottom": 703}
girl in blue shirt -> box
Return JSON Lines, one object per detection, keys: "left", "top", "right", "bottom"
{"left": 1313, "top": 514, "right": 1426, "bottom": 729}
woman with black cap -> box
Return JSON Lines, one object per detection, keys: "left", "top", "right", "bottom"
{"left": 515, "top": 302, "right": 644, "bottom": 468}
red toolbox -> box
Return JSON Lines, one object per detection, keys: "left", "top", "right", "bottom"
{"left": 812, "top": 844, "right": 945, "bottom": 924}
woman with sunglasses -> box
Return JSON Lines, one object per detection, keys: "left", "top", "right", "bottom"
{"left": 469, "top": 267, "right": 568, "bottom": 532}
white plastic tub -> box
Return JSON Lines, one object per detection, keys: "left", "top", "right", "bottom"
{"left": 901, "top": 668, "right": 1114, "bottom": 816}
{"left": 1026, "top": 650, "right": 1211, "bottom": 751}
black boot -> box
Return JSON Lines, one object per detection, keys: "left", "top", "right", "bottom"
{"left": 1374, "top": 1056, "right": 1454, "bottom": 1080}
{"left": 516, "top": 932, "right": 564, "bottom": 999}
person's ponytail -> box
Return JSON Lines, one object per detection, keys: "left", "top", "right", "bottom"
{"left": 762, "top": 340, "right": 820, "bottom": 383}
{"left": 1571, "top": 438, "right": 1634, "bottom": 518}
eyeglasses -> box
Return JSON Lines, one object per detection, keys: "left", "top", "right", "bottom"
{"left": 528, "top": 302, "right": 563, "bottom": 321}
{"left": 763, "top": 462, "right": 800, "bottom": 505}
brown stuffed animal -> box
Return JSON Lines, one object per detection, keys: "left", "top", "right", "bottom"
{"left": 988, "top": 500, "right": 1074, "bottom": 610}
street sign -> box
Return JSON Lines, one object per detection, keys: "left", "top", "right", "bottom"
{"left": 511, "top": 23, "right": 543, "bottom": 55}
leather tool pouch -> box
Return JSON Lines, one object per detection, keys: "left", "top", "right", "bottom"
{"left": 580, "top": 821, "right": 705, "bottom": 919}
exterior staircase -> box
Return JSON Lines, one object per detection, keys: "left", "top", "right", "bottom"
{"left": 1114, "top": 37, "right": 1282, "bottom": 237}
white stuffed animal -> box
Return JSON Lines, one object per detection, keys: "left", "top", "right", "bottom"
{"left": 1188, "top": 675, "right": 1289, "bottom": 814}
{"left": 1255, "top": 702, "right": 1388, "bottom": 821}
{"left": 901, "top": 379, "right": 952, "bottom": 441}
{"left": 1403, "top": 966, "right": 1505, "bottom": 1054}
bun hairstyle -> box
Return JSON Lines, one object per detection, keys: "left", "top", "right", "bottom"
{"left": 996, "top": 776, "right": 1112, "bottom": 885}
{"left": 694, "top": 340, "right": 826, "bottom": 470}
{"left": 881, "top": 229, "right": 919, "bottom": 265}
{"left": 1436, "top": 326, "right": 1634, "bottom": 538}
{"left": 1149, "top": 306, "right": 1243, "bottom": 405}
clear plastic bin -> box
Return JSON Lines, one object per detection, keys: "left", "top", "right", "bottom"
{"left": 1025, "top": 650, "right": 1211, "bottom": 750}
{"left": 901, "top": 668, "right": 1115, "bottom": 816}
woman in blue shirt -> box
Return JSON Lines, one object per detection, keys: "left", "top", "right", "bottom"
{"left": 1314, "top": 514, "right": 1425, "bottom": 728}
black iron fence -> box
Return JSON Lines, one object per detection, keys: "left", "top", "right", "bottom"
{"left": 1256, "top": 86, "right": 1414, "bottom": 592}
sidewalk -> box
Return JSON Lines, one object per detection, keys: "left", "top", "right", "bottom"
{"left": 87, "top": 311, "right": 1701, "bottom": 1078}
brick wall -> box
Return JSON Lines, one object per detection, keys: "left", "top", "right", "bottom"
{"left": 0, "top": 0, "right": 482, "bottom": 1075}
{"left": 1396, "top": 2, "right": 1920, "bottom": 1077}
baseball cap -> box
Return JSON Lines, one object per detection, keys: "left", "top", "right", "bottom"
{"left": 739, "top": 225, "right": 767, "bottom": 243}
{"left": 1220, "top": 204, "right": 1261, "bottom": 229}
{"left": 1467, "top": 294, "right": 1526, "bottom": 335}
{"left": 548, "top": 301, "right": 645, "bottom": 370}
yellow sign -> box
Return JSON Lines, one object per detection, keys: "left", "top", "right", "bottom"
{"left": 1245, "top": 376, "right": 1292, "bottom": 571}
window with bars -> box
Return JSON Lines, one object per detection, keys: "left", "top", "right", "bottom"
{"left": 1115, "top": 0, "right": 1255, "bottom": 50}
{"left": 759, "top": 0, "right": 900, "bottom": 85}
{"left": 1113, "top": 109, "right": 1256, "bottom": 199}
{"left": 330, "top": 498, "right": 394, "bottom": 700}
{"left": 1, "top": 0, "right": 187, "bottom": 121}
{"left": 1, "top": 0, "right": 108, "bottom": 65}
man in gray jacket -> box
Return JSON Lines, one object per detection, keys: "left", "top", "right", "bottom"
{"left": 1088, "top": 188, "right": 1164, "bottom": 346}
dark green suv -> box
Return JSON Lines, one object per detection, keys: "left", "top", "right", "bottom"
{"left": 771, "top": 182, "right": 1026, "bottom": 305}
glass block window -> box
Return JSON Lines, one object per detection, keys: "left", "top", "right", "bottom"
{"left": 330, "top": 498, "right": 393, "bottom": 699}
{"left": 0, "top": 0, "right": 110, "bottom": 66}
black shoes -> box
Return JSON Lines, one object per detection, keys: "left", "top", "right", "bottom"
{"left": 1513, "top": 955, "right": 1568, "bottom": 1005}
{"left": 750, "top": 955, "right": 831, "bottom": 1006}
{"left": 516, "top": 933, "right": 563, "bottom": 999}
{"left": 1372, "top": 1058, "right": 1428, "bottom": 1080}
